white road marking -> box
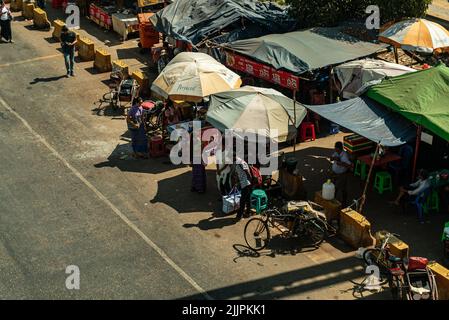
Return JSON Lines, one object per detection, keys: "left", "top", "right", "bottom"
{"left": 0, "top": 95, "right": 212, "bottom": 300}
{"left": 0, "top": 54, "right": 62, "bottom": 68}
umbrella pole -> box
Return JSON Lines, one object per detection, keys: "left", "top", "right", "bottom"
{"left": 293, "top": 90, "right": 297, "bottom": 153}
{"left": 412, "top": 125, "right": 422, "bottom": 181}
{"left": 393, "top": 46, "right": 399, "bottom": 64}
{"left": 358, "top": 143, "right": 381, "bottom": 214}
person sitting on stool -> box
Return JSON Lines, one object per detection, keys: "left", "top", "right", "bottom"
{"left": 391, "top": 169, "right": 430, "bottom": 206}
{"left": 331, "top": 141, "right": 352, "bottom": 207}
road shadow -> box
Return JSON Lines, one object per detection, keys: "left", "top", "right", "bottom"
{"left": 179, "top": 255, "right": 389, "bottom": 300}
{"left": 151, "top": 169, "right": 222, "bottom": 214}
{"left": 29, "top": 75, "right": 67, "bottom": 84}
{"left": 44, "top": 36, "right": 58, "bottom": 44}
{"left": 94, "top": 140, "right": 187, "bottom": 175}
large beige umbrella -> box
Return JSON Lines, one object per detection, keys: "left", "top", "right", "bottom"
{"left": 151, "top": 52, "right": 242, "bottom": 102}
{"left": 207, "top": 86, "right": 307, "bottom": 143}
{"left": 379, "top": 18, "right": 449, "bottom": 54}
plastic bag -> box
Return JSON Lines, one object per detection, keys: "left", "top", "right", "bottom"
{"left": 222, "top": 187, "right": 241, "bottom": 214}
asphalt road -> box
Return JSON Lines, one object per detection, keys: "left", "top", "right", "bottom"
{"left": 0, "top": 16, "right": 377, "bottom": 300}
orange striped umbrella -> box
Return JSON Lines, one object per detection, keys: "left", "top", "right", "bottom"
{"left": 379, "top": 18, "right": 449, "bottom": 54}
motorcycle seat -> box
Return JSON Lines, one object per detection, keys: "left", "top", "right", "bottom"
{"left": 388, "top": 256, "right": 402, "bottom": 263}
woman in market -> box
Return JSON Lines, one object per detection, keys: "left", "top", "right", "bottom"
{"left": 190, "top": 130, "right": 206, "bottom": 193}
{"left": 0, "top": 1, "right": 13, "bottom": 43}
{"left": 127, "top": 98, "right": 148, "bottom": 159}
{"left": 164, "top": 100, "right": 181, "bottom": 126}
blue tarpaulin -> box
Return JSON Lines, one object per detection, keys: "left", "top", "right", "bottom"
{"left": 303, "top": 97, "right": 416, "bottom": 146}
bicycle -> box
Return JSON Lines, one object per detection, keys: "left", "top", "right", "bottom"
{"left": 363, "top": 231, "right": 407, "bottom": 299}
{"left": 243, "top": 206, "right": 326, "bottom": 252}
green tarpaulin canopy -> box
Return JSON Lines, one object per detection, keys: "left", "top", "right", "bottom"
{"left": 366, "top": 63, "right": 449, "bottom": 141}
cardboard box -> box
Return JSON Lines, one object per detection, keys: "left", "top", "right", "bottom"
{"left": 339, "top": 208, "right": 375, "bottom": 249}
{"left": 428, "top": 262, "right": 449, "bottom": 300}
{"left": 313, "top": 191, "right": 341, "bottom": 222}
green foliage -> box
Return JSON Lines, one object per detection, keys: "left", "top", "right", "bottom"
{"left": 285, "top": 0, "right": 432, "bottom": 28}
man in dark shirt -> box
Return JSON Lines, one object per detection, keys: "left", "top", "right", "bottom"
{"left": 60, "top": 26, "right": 77, "bottom": 77}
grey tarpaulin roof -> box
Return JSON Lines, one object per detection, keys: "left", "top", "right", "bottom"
{"left": 303, "top": 97, "right": 416, "bottom": 146}
{"left": 149, "top": 0, "right": 295, "bottom": 46}
{"left": 225, "top": 27, "right": 387, "bottom": 75}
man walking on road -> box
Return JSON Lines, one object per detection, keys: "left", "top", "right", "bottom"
{"left": 60, "top": 26, "right": 77, "bottom": 77}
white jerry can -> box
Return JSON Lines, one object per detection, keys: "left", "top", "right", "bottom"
{"left": 322, "top": 179, "right": 335, "bottom": 200}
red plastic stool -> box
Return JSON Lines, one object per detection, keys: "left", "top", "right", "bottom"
{"left": 149, "top": 135, "right": 165, "bottom": 158}
{"left": 300, "top": 122, "right": 316, "bottom": 142}
{"left": 52, "top": 0, "right": 63, "bottom": 8}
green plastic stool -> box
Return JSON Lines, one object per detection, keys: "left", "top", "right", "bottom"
{"left": 424, "top": 190, "right": 440, "bottom": 214}
{"left": 361, "top": 163, "right": 368, "bottom": 180}
{"left": 354, "top": 160, "right": 362, "bottom": 177}
{"left": 373, "top": 171, "right": 393, "bottom": 194}
{"left": 250, "top": 189, "right": 268, "bottom": 214}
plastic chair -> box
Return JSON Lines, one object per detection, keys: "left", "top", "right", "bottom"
{"left": 250, "top": 189, "right": 268, "bottom": 214}
{"left": 354, "top": 160, "right": 362, "bottom": 177}
{"left": 300, "top": 122, "right": 316, "bottom": 142}
{"left": 424, "top": 190, "right": 440, "bottom": 214}
{"left": 149, "top": 135, "right": 165, "bottom": 158}
{"left": 412, "top": 188, "right": 431, "bottom": 223}
{"left": 373, "top": 171, "right": 393, "bottom": 194}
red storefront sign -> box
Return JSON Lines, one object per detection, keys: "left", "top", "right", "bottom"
{"left": 225, "top": 51, "right": 300, "bottom": 91}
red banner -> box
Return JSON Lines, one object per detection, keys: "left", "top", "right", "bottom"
{"left": 225, "top": 51, "right": 300, "bottom": 91}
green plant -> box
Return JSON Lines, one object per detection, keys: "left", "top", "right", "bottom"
{"left": 285, "top": 0, "right": 432, "bottom": 28}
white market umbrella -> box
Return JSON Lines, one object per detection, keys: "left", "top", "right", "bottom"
{"left": 151, "top": 52, "right": 242, "bottom": 102}
{"left": 379, "top": 18, "right": 449, "bottom": 54}
{"left": 207, "top": 86, "right": 307, "bottom": 143}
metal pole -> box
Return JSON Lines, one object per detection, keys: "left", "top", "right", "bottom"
{"left": 412, "top": 125, "right": 422, "bottom": 181}
{"left": 394, "top": 46, "right": 399, "bottom": 64}
{"left": 358, "top": 143, "right": 381, "bottom": 214}
{"left": 293, "top": 90, "right": 297, "bottom": 153}
{"left": 329, "top": 67, "right": 333, "bottom": 103}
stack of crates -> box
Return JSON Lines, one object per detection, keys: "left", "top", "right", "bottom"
{"left": 343, "top": 134, "right": 375, "bottom": 158}
{"left": 138, "top": 12, "right": 160, "bottom": 49}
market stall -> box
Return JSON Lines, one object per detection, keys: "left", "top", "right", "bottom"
{"left": 112, "top": 12, "right": 139, "bottom": 40}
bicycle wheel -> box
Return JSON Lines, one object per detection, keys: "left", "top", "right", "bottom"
{"left": 389, "top": 275, "right": 406, "bottom": 300}
{"left": 363, "top": 248, "right": 382, "bottom": 266}
{"left": 244, "top": 217, "right": 270, "bottom": 251}
{"left": 303, "top": 218, "right": 325, "bottom": 247}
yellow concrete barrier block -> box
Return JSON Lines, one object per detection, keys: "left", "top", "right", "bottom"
{"left": 33, "top": 8, "right": 50, "bottom": 30}
{"left": 313, "top": 191, "right": 342, "bottom": 222}
{"left": 94, "top": 48, "right": 112, "bottom": 73}
{"left": 374, "top": 231, "right": 409, "bottom": 259}
{"left": 52, "top": 19, "right": 65, "bottom": 41}
{"left": 72, "top": 30, "right": 81, "bottom": 50}
{"left": 132, "top": 70, "right": 149, "bottom": 94}
{"left": 10, "top": 0, "right": 23, "bottom": 12}
{"left": 339, "top": 208, "right": 375, "bottom": 249}
{"left": 22, "top": 2, "right": 35, "bottom": 20}
{"left": 112, "top": 60, "right": 129, "bottom": 78}
{"left": 428, "top": 262, "right": 449, "bottom": 300}
{"left": 78, "top": 36, "right": 95, "bottom": 61}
